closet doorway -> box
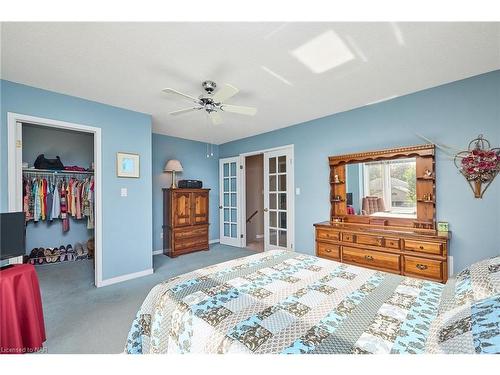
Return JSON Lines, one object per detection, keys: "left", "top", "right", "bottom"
{"left": 7, "top": 113, "right": 103, "bottom": 287}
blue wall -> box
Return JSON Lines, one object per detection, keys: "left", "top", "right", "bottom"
{"left": 346, "top": 163, "right": 361, "bottom": 214}
{"left": 152, "top": 133, "right": 219, "bottom": 251}
{"left": 220, "top": 70, "right": 500, "bottom": 272}
{"left": 1, "top": 80, "right": 153, "bottom": 281}
{"left": 22, "top": 124, "right": 94, "bottom": 253}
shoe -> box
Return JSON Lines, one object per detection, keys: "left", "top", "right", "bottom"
{"left": 74, "top": 242, "right": 86, "bottom": 261}
{"left": 87, "top": 238, "right": 95, "bottom": 259}
{"left": 36, "top": 248, "right": 45, "bottom": 264}
{"left": 66, "top": 244, "right": 75, "bottom": 261}
{"left": 28, "top": 248, "right": 38, "bottom": 265}
{"left": 52, "top": 247, "right": 61, "bottom": 262}
{"left": 59, "top": 245, "right": 67, "bottom": 262}
{"left": 43, "top": 248, "right": 52, "bottom": 263}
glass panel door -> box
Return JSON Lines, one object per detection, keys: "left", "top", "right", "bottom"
{"left": 219, "top": 157, "right": 241, "bottom": 246}
{"left": 263, "top": 148, "right": 293, "bottom": 251}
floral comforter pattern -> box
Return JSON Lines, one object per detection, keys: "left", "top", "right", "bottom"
{"left": 125, "top": 250, "right": 451, "bottom": 354}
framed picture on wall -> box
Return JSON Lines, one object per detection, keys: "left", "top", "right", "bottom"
{"left": 116, "top": 152, "right": 140, "bottom": 178}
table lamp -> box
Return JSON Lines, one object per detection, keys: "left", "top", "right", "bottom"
{"left": 164, "top": 159, "right": 183, "bottom": 188}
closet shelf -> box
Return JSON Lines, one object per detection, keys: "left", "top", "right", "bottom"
{"left": 23, "top": 168, "right": 94, "bottom": 175}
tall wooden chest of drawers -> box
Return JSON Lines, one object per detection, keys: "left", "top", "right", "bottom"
{"left": 314, "top": 222, "right": 450, "bottom": 283}
{"left": 163, "top": 188, "right": 210, "bottom": 257}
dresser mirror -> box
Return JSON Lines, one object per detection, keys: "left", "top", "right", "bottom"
{"left": 329, "top": 145, "right": 436, "bottom": 229}
{"left": 345, "top": 158, "right": 417, "bottom": 219}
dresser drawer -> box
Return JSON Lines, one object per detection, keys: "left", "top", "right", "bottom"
{"left": 317, "top": 242, "right": 340, "bottom": 260}
{"left": 317, "top": 229, "right": 340, "bottom": 241}
{"left": 404, "top": 239, "right": 442, "bottom": 255}
{"left": 174, "top": 225, "right": 208, "bottom": 240}
{"left": 385, "top": 237, "right": 401, "bottom": 249}
{"left": 342, "top": 232, "right": 355, "bottom": 242}
{"left": 174, "top": 235, "right": 208, "bottom": 251}
{"left": 355, "top": 234, "right": 384, "bottom": 247}
{"left": 342, "top": 246, "right": 400, "bottom": 272}
{"left": 403, "top": 256, "right": 443, "bottom": 281}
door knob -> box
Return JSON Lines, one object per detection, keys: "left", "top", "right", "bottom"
{"left": 219, "top": 205, "right": 223, "bottom": 209}
{"left": 264, "top": 208, "right": 269, "bottom": 212}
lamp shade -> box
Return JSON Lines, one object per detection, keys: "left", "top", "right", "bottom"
{"left": 164, "top": 159, "right": 183, "bottom": 172}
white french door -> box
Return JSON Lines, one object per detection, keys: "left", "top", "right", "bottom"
{"left": 219, "top": 157, "right": 241, "bottom": 246}
{"left": 263, "top": 147, "right": 294, "bottom": 251}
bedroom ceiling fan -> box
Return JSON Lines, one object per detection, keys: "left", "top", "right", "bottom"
{"left": 162, "top": 80, "right": 257, "bottom": 125}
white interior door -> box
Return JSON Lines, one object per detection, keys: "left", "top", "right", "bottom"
{"left": 263, "top": 147, "right": 294, "bottom": 251}
{"left": 219, "top": 157, "right": 241, "bottom": 246}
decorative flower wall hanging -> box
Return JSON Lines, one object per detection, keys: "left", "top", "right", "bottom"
{"left": 454, "top": 135, "right": 500, "bottom": 198}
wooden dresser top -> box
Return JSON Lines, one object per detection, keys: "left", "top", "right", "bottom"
{"left": 314, "top": 221, "right": 450, "bottom": 240}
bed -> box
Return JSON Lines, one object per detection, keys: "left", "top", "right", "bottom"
{"left": 125, "top": 250, "right": 500, "bottom": 354}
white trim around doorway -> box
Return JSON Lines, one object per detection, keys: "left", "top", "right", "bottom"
{"left": 7, "top": 113, "right": 104, "bottom": 287}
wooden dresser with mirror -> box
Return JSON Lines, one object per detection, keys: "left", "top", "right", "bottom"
{"left": 314, "top": 145, "right": 450, "bottom": 282}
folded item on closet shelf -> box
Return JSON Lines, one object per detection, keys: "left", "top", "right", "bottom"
{"left": 63, "top": 166, "right": 88, "bottom": 172}
{"left": 34, "top": 154, "right": 64, "bottom": 170}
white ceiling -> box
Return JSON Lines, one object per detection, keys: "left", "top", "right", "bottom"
{"left": 1, "top": 22, "right": 499, "bottom": 144}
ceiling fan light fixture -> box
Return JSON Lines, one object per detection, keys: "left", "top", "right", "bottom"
{"left": 162, "top": 80, "right": 257, "bottom": 126}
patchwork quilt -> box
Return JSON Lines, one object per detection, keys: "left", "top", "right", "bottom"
{"left": 125, "top": 250, "right": 497, "bottom": 354}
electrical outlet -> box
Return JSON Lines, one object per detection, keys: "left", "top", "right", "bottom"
{"left": 160, "top": 232, "right": 163, "bottom": 239}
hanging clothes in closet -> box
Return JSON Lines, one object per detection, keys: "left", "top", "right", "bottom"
{"left": 23, "top": 172, "right": 95, "bottom": 232}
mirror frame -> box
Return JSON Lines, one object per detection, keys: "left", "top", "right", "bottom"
{"left": 329, "top": 144, "right": 436, "bottom": 229}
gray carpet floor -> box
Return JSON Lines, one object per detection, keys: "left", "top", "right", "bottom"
{"left": 35, "top": 244, "right": 258, "bottom": 354}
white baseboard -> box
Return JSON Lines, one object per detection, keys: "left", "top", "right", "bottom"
{"left": 255, "top": 234, "right": 264, "bottom": 239}
{"left": 98, "top": 268, "right": 153, "bottom": 287}
{"left": 209, "top": 238, "right": 220, "bottom": 244}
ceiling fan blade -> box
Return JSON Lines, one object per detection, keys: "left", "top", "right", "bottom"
{"left": 212, "top": 84, "right": 239, "bottom": 103}
{"left": 169, "top": 107, "right": 201, "bottom": 116}
{"left": 207, "top": 111, "right": 223, "bottom": 125}
{"left": 220, "top": 104, "right": 257, "bottom": 116}
{"left": 162, "top": 88, "right": 200, "bottom": 103}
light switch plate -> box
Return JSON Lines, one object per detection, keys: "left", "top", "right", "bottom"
{"left": 296, "top": 187, "right": 301, "bottom": 195}
{"left": 121, "top": 188, "right": 128, "bottom": 197}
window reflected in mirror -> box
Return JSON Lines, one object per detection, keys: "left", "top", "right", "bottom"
{"left": 346, "top": 158, "right": 417, "bottom": 218}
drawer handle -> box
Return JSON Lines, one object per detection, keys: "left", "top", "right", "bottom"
{"left": 365, "top": 255, "right": 374, "bottom": 261}
{"left": 416, "top": 263, "right": 428, "bottom": 270}
{"left": 325, "top": 248, "right": 332, "bottom": 253}
{"left": 419, "top": 245, "right": 424, "bottom": 250}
